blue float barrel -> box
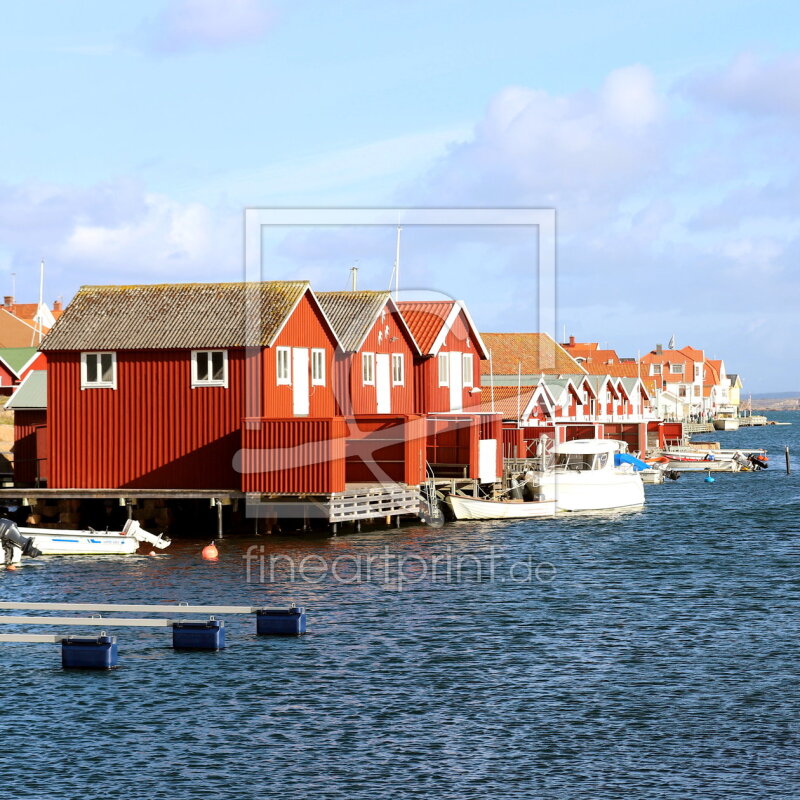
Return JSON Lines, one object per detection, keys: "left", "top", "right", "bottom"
{"left": 61, "top": 635, "right": 119, "bottom": 669}
{"left": 172, "top": 619, "right": 225, "bottom": 650}
{"left": 256, "top": 606, "right": 306, "bottom": 636}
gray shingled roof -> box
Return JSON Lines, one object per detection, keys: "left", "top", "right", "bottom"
{"left": 316, "top": 291, "right": 393, "bottom": 352}
{"left": 5, "top": 370, "right": 46, "bottom": 410}
{"left": 40, "top": 282, "right": 311, "bottom": 351}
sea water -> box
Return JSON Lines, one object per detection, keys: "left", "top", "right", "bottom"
{"left": 1, "top": 411, "right": 799, "bottom": 799}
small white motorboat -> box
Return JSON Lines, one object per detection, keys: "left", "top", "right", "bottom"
{"left": 533, "top": 439, "right": 645, "bottom": 512}
{"left": 12, "top": 519, "right": 170, "bottom": 559}
{"left": 712, "top": 409, "right": 740, "bottom": 431}
{"left": 640, "top": 467, "right": 666, "bottom": 484}
{"left": 447, "top": 494, "right": 556, "bottom": 520}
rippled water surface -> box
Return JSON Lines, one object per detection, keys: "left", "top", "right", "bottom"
{"left": 2, "top": 412, "right": 800, "bottom": 799}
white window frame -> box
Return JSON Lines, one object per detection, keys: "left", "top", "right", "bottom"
{"left": 276, "top": 346, "right": 292, "bottom": 385}
{"left": 362, "top": 352, "right": 375, "bottom": 385}
{"left": 391, "top": 352, "right": 404, "bottom": 386}
{"left": 191, "top": 349, "right": 228, "bottom": 388}
{"left": 438, "top": 353, "right": 449, "bottom": 387}
{"left": 651, "top": 364, "right": 662, "bottom": 376}
{"left": 311, "top": 348, "right": 326, "bottom": 386}
{"left": 670, "top": 363, "right": 684, "bottom": 375}
{"left": 462, "top": 353, "right": 474, "bottom": 387}
{"left": 81, "top": 351, "right": 117, "bottom": 390}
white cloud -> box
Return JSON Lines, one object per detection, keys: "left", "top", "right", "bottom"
{"left": 682, "top": 52, "right": 800, "bottom": 118}
{"left": 416, "top": 65, "right": 666, "bottom": 231}
{"left": 61, "top": 193, "right": 239, "bottom": 277}
{"left": 145, "top": 0, "right": 274, "bottom": 54}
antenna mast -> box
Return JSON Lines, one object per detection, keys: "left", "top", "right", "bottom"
{"left": 32, "top": 259, "right": 44, "bottom": 346}
{"left": 393, "top": 225, "right": 402, "bottom": 301}
{"left": 349, "top": 266, "right": 358, "bottom": 292}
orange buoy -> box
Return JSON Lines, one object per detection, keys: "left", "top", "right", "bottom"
{"left": 201, "top": 541, "right": 219, "bottom": 560}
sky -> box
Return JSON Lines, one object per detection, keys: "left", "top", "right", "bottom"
{"left": 1, "top": 0, "right": 798, "bottom": 390}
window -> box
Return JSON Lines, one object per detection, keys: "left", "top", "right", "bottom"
{"left": 462, "top": 353, "right": 474, "bottom": 387}
{"left": 670, "top": 363, "right": 684, "bottom": 374}
{"left": 192, "top": 350, "right": 228, "bottom": 388}
{"left": 391, "top": 353, "right": 404, "bottom": 386}
{"left": 81, "top": 352, "right": 116, "bottom": 389}
{"left": 311, "top": 349, "right": 326, "bottom": 386}
{"left": 651, "top": 364, "right": 662, "bottom": 375}
{"left": 276, "top": 347, "right": 291, "bottom": 385}
{"left": 438, "top": 353, "right": 449, "bottom": 386}
{"left": 362, "top": 352, "right": 375, "bottom": 385}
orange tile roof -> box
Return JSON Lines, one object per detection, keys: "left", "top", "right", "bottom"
{"left": 396, "top": 301, "right": 455, "bottom": 354}
{"left": 562, "top": 341, "right": 621, "bottom": 365}
{"left": 679, "top": 345, "right": 705, "bottom": 361}
{"left": 583, "top": 362, "right": 643, "bottom": 378}
{"left": 705, "top": 358, "right": 722, "bottom": 385}
{"left": 0, "top": 309, "right": 46, "bottom": 348}
{"left": 481, "top": 333, "right": 586, "bottom": 376}
{"left": 480, "top": 385, "right": 539, "bottom": 419}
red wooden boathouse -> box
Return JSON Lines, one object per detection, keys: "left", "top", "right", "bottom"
{"left": 40, "top": 281, "right": 343, "bottom": 491}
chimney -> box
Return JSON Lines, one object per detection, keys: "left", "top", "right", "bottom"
{"left": 53, "top": 299, "right": 63, "bottom": 312}
{"left": 3, "top": 296, "right": 13, "bottom": 308}
{"left": 569, "top": 335, "right": 575, "bottom": 346}
{"left": 656, "top": 344, "right": 663, "bottom": 355}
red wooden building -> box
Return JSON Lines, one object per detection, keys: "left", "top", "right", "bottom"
{"left": 39, "top": 281, "right": 345, "bottom": 490}
{"left": 5, "top": 370, "right": 48, "bottom": 486}
{"left": 37, "top": 281, "right": 429, "bottom": 495}
{"left": 317, "top": 291, "right": 420, "bottom": 416}
{"left": 398, "top": 300, "right": 502, "bottom": 483}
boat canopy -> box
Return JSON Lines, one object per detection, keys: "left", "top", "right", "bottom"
{"left": 614, "top": 453, "right": 649, "bottom": 471}
{"left": 554, "top": 439, "right": 619, "bottom": 455}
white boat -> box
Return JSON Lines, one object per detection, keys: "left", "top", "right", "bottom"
{"left": 640, "top": 468, "right": 665, "bottom": 484}
{"left": 712, "top": 409, "right": 740, "bottom": 431}
{"left": 447, "top": 494, "right": 556, "bottom": 520}
{"left": 659, "top": 449, "right": 743, "bottom": 471}
{"left": 12, "top": 520, "right": 170, "bottom": 559}
{"left": 533, "top": 439, "right": 645, "bottom": 512}
{"left": 666, "top": 459, "right": 741, "bottom": 473}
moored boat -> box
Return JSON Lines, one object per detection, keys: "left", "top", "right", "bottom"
{"left": 14, "top": 519, "right": 170, "bottom": 557}
{"left": 533, "top": 440, "right": 645, "bottom": 512}
{"left": 712, "top": 408, "right": 740, "bottom": 431}
{"left": 446, "top": 494, "right": 556, "bottom": 520}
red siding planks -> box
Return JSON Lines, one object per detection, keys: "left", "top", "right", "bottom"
{"left": 13, "top": 410, "right": 47, "bottom": 485}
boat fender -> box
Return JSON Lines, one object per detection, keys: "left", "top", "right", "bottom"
{"left": 201, "top": 541, "right": 219, "bottom": 560}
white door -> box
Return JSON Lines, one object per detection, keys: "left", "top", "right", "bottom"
{"left": 292, "top": 348, "right": 310, "bottom": 416}
{"left": 478, "top": 439, "right": 499, "bottom": 483}
{"left": 376, "top": 353, "right": 391, "bottom": 414}
{"left": 449, "top": 352, "right": 463, "bottom": 411}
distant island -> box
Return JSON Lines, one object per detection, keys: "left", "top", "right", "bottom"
{"left": 751, "top": 396, "right": 800, "bottom": 411}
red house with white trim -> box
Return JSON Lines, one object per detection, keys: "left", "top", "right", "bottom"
{"left": 39, "top": 281, "right": 344, "bottom": 491}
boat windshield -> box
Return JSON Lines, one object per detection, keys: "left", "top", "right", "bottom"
{"left": 554, "top": 453, "right": 601, "bottom": 471}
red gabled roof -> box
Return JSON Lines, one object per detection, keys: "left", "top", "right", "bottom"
{"left": 397, "top": 301, "right": 455, "bottom": 354}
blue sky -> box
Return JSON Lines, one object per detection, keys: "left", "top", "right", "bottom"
{"left": 1, "top": 0, "right": 798, "bottom": 390}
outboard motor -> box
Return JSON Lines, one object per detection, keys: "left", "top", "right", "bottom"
{"left": 732, "top": 451, "right": 750, "bottom": 470}
{"left": 666, "top": 470, "right": 681, "bottom": 481}
{"left": 749, "top": 454, "right": 768, "bottom": 471}
{"left": 0, "top": 518, "right": 42, "bottom": 566}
